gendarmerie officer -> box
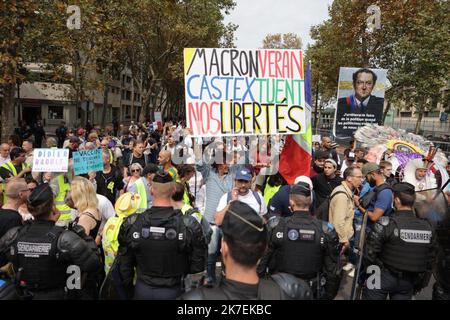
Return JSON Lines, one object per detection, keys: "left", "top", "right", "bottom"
{"left": 257, "top": 182, "right": 341, "bottom": 299}
{"left": 362, "top": 182, "right": 437, "bottom": 300}
{"left": 181, "top": 201, "right": 313, "bottom": 300}
{"left": 117, "top": 172, "right": 207, "bottom": 300}
{"left": 0, "top": 183, "right": 102, "bottom": 300}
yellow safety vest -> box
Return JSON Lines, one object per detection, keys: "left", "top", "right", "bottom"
{"left": 1, "top": 161, "right": 28, "bottom": 203}
{"left": 263, "top": 180, "right": 281, "bottom": 206}
{"left": 102, "top": 215, "right": 125, "bottom": 274}
{"left": 180, "top": 203, "right": 203, "bottom": 224}
{"left": 135, "top": 178, "right": 148, "bottom": 212}
{"left": 108, "top": 149, "right": 114, "bottom": 164}
{"left": 55, "top": 175, "right": 72, "bottom": 222}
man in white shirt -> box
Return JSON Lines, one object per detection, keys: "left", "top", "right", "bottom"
{"left": 214, "top": 167, "right": 267, "bottom": 225}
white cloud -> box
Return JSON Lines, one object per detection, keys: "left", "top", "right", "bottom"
{"left": 224, "top": 0, "right": 334, "bottom": 49}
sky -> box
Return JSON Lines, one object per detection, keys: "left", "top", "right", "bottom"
{"left": 223, "top": 0, "right": 334, "bottom": 49}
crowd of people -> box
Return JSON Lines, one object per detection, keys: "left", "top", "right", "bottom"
{"left": 0, "top": 119, "right": 449, "bottom": 301}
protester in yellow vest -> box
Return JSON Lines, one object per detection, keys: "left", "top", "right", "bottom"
{"left": 263, "top": 175, "right": 283, "bottom": 205}
{"left": 158, "top": 150, "right": 178, "bottom": 181}
{"left": 176, "top": 164, "right": 196, "bottom": 206}
{"left": 50, "top": 174, "right": 73, "bottom": 227}
{"left": 102, "top": 192, "right": 141, "bottom": 274}
{"left": 0, "top": 147, "right": 30, "bottom": 203}
{"left": 123, "top": 163, "right": 147, "bottom": 212}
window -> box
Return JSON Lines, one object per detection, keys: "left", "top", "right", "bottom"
{"left": 126, "top": 91, "right": 131, "bottom": 100}
{"left": 121, "top": 90, "right": 126, "bottom": 100}
{"left": 126, "top": 76, "right": 131, "bottom": 83}
{"left": 48, "top": 105, "right": 64, "bottom": 120}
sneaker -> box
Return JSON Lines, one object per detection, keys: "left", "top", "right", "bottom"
{"left": 343, "top": 263, "right": 354, "bottom": 272}
{"left": 348, "top": 268, "right": 355, "bottom": 278}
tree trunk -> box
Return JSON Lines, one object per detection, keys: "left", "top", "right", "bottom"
{"left": 414, "top": 109, "right": 424, "bottom": 134}
{"left": 100, "top": 80, "right": 109, "bottom": 127}
{"left": 1, "top": 84, "right": 16, "bottom": 142}
{"left": 382, "top": 100, "right": 391, "bottom": 125}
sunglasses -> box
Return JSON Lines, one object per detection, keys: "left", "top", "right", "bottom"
{"left": 131, "top": 169, "right": 141, "bottom": 173}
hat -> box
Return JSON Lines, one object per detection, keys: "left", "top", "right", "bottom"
{"left": 324, "top": 158, "right": 338, "bottom": 168}
{"left": 314, "top": 150, "right": 329, "bottom": 160}
{"left": 362, "top": 163, "right": 380, "bottom": 176}
{"left": 143, "top": 164, "right": 159, "bottom": 176}
{"left": 290, "top": 182, "right": 312, "bottom": 197}
{"left": 152, "top": 172, "right": 173, "bottom": 184}
{"left": 115, "top": 192, "right": 141, "bottom": 217}
{"left": 221, "top": 201, "right": 267, "bottom": 244}
{"left": 392, "top": 182, "right": 415, "bottom": 195}
{"left": 28, "top": 183, "right": 53, "bottom": 207}
{"left": 235, "top": 168, "right": 253, "bottom": 182}
{"left": 294, "top": 176, "right": 313, "bottom": 189}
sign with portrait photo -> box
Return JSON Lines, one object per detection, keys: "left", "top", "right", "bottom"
{"left": 333, "top": 67, "right": 387, "bottom": 138}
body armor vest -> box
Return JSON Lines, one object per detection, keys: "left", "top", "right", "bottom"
{"left": 381, "top": 215, "right": 433, "bottom": 273}
{"left": 11, "top": 223, "right": 67, "bottom": 290}
{"left": 132, "top": 213, "right": 188, "bottom": 278}
{"left": 277, "top": 217, "right": 323, "bottom": 278}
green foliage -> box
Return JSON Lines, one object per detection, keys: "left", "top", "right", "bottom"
{"left": 306, "top": 0, "right": 450, "bottom": 126}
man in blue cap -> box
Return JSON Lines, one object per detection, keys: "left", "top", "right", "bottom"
{"left": 215, "top": 167, "right": 267, "bottom": 226}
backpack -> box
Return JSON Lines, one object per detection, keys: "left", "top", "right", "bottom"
{"left": 314, "top": 190, "right": 350, "bottom": 222}
{"left": 226, "top": 190, "right": 262, "bottom": 213}
{"left": 360, "top": 183, "right": 392, "bottom": 210}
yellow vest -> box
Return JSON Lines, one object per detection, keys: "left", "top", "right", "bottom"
{"left": 263, "top": 182, "right": 281, "bottom": 206}
{"left": 180, "top": 203, "right": 203, "bottom": 224}
{"left": 55, "top": 175, "right": 72, "bottom": 222}
{"left": 1, "top": 161, "right": 28, "bottom": 203}
{"left": 135, "top": 178, "right": 147, "bottom": 212}
{"left": 102, "top": 215, "right": 125, "bottom": 274}
{"left": 108, "top": 149, "right": 114, "bottom": 164}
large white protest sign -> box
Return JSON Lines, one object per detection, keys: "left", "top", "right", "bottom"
{"left": 184, "top": 48, "right": 306, "bottom": 137}
{"left": 32, "top": 149, "right": 69, "bottom": 172}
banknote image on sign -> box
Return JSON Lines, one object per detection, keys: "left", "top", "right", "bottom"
{"left": 184, "top": 48, "right": 306, "bottom": 137}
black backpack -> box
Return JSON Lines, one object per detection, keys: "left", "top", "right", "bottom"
{"left": 314, "top": 190, "right": 351, "bottom": 222}
{"left": 360, "top": 183, "right": 392, "bottom": 209}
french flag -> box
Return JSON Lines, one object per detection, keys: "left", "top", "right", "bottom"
{"left": 279, "top": 62, "right": 312, "bottom": 184}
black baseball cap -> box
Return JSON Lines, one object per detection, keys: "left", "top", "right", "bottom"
{"left": 152, "top": 172, "right": 173, "bottom": 184}
{"left": 290, "top": 182, "right": 312, "bottom": 197}
{"left": 28, "top": 183, "right": 53, "bottom": 207}
{"left": 221, "top": 201, "right": 267, "bottom": 245}
{"left": 392, "top": 182, "right": 415, "bottom": 195}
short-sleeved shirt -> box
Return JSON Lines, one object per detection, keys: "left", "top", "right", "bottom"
{"left": 217, "top": 190, "right": 267, "bottom": 217}
{"left": 367, "top": 187, "right": 393, "bottom": 230}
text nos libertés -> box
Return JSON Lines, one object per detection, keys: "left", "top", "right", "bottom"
{"left": 184, "top": 48, "right": 307, "bottom": 136}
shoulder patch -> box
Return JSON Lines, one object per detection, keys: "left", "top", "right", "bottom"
{"left": 379, "top": 216, "right": 390, "bottom": 226}
{"left": 267, "top": 216, "right": 281, "bottom": 230}
{"left": 322, "top": 221, "right": 334, "bottom": 233}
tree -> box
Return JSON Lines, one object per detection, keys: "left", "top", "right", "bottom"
{"left": 0, "top": 0, "right": 38, "bottom": 141}
{"left": 306, "top": 0, "right": 450, "bottom": 133}
{"left": 262, "top": 33, "right": 302, "bottom": 49}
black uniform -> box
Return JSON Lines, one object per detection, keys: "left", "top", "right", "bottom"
{"left": 117, "top": 206, "right": 207, "bottom": 300}
{"left": 257, "top": 212, "right": 341, "bottom": 299}
{"left": 362, "top": 211, "right": 437, "bottom": 300}
{"left": 0, "top": 220, "right": 102, "bottom": 300}
{"left": 432, "top": 201, "right": 450, "bottom": 300}
{"left": 181, "top": 273, "right": 312, "bottom": 300}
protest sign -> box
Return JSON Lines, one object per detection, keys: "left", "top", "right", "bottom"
{"left": 154, "top": 111, "right": 162, "bottom": 130}
{"left": 184, "top": 48, "right": 306, "bottom": 137}
{"left": 73, "top": 149, "right": 103, "bottom": 175}
{"left": 334, "top": 67, "right": 387, "bottom": 138}
{"left": 32, "top": 149, "right": 69, "bottom": 172}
